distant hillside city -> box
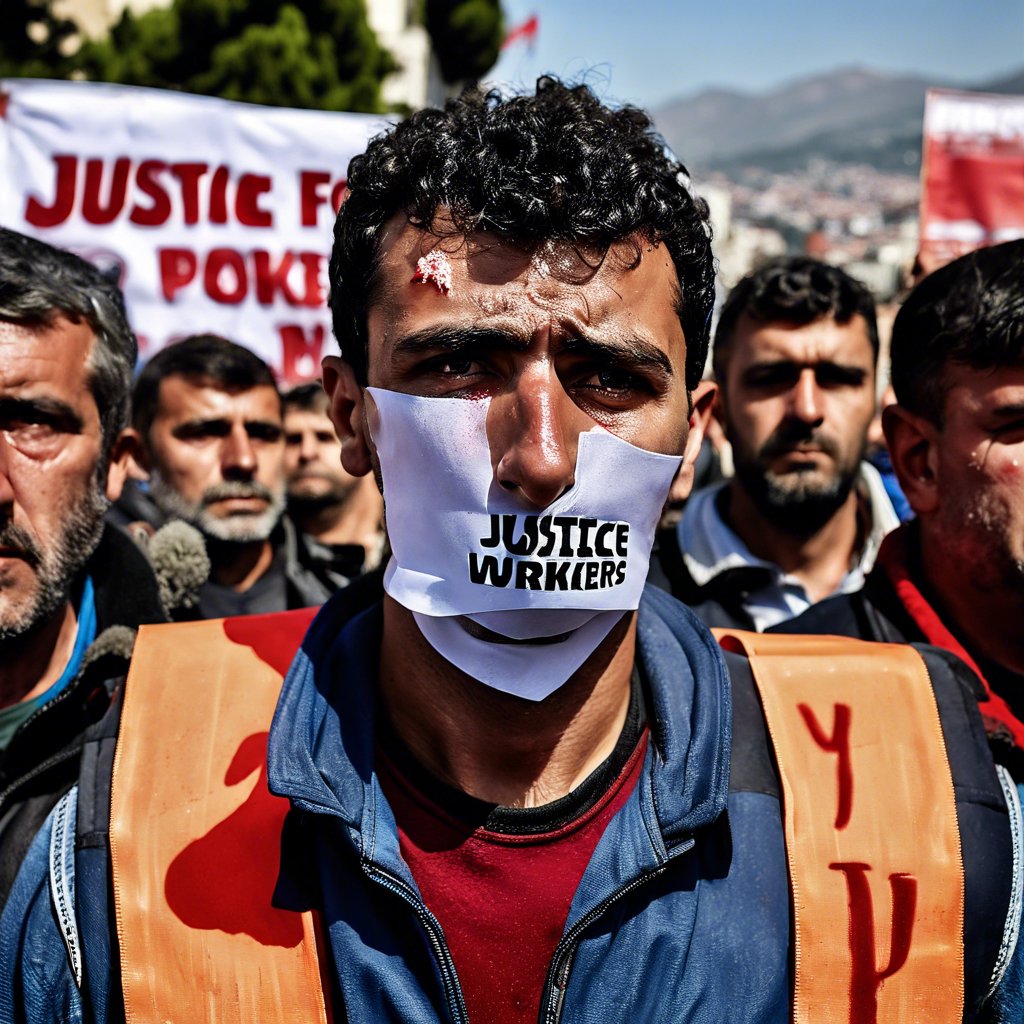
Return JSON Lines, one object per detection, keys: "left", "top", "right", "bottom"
{"left": 655, "top": 65, "right": 1024, "bottom": 298}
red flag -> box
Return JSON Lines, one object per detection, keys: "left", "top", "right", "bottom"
{"left": 919, "top": 88, "right": 1024, "bottom": 269}
{"left": 503, "top": 14, "right": 539, "bottom": 49}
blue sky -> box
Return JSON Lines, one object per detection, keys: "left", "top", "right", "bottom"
{"left": 489, "top": 0, "right": 1024, "bottom": 110}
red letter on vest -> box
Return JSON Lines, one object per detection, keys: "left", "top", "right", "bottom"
{"left": 799, "top": 702, "right": 853, "bottom": 829}
{"left": 830, "top": 862, "right": 917, "bottom": 1024}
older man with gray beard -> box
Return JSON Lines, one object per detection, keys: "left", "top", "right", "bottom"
{"left": 0, "top": 227, "right": 167, "bottom": 910}
{"left": 129, "top": 335, "right": 341, "bottom": 617}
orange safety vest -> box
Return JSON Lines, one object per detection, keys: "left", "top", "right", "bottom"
{"left": 110, "top": 619, "right": 965, "bottom": 1024}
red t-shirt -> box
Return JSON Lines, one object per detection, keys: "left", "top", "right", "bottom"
{"left": 378, "top": 719, "right": 648, "bottom": 1024}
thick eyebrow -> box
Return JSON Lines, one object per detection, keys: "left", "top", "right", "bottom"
{"left": 989, "top": 402, "right": 1024, "bottom": 419}
{"left": 392, "top": 325, "right": 529, "bottom": 357}
{"left": 392, "top": 324, "right": 674, "bottom": 376}
{"left": 0, "top": 395, "right": 84, "bottom": 432}
{"left": 561, "top": 332, "right": 673, "bottom": 376}
{"left": 742, "top": 358, "right": 867, "bottom": 380}
{"left": 171, "top": 417, "right": 282, "bottom": 438}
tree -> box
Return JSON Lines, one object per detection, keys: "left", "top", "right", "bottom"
{"left": 0, "top": 0, "right": 79, "bottom": 80}
{"left": 425, "top": 0, "right": 503, "bottom": 86}
{"left": 77, "top": 0, "right": 396, "bottom": 113}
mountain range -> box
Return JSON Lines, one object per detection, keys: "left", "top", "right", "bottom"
{"left": 654, "top": 66, "right": 1024, "bottom": 176}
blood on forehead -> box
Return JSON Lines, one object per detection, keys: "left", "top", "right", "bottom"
{"left": 374, "top": 218, "right": 679, "bottom": 339}
{"left": 411, "top": 249, "right": 453, "bottom": 294}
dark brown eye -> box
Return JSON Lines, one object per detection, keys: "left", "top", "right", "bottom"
{"left": 438, "top": 357, "right": 475, "bottom": 376}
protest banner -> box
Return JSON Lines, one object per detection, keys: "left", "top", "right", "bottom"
{"left": 920, "top": 87, "right": 1024, "bottom": 269}
{"left": 0, "top": 79, "right": 385, "bottom": 381}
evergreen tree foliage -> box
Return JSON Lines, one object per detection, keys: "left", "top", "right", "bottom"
{"left": 0, "top": 0, "right": 79, "bottom": 79}
{"left": 425, "top": 0, "right": 503, "bottom": 86}
{"left": 77, "top": 0, "right": 395, "bottom": 113}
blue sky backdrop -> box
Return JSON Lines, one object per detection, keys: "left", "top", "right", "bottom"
{"left": 489, "top": 0, "right": 1024, "bottom": 108}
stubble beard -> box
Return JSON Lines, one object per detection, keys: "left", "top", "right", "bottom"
{"left": 937, "top": 487, "right": 1024, "bottom": 596}
{"left": 287, "top": 472, "right": 355, "bottom": 518}
{"left": 731, "top": 423, "right": 864, "bottom": 538}
{"left": 0, "top": 484, "right": 108, "bottom": 643}
{"left": 150, "top": 478, "right": 286, "bottom": 544}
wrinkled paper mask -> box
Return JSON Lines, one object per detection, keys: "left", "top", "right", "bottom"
{"left": 367, "top": 387, "right": 682, "bottom": 699}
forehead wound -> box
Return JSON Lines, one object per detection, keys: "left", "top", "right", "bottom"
{"left": 412, "top": 249, "right": 453, "bottom": 294}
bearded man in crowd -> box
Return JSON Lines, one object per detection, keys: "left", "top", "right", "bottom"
{"left": 0, "top": 227, "right": 165, "bottom": 910}
{"left": 130, "top": 335, "right": 340, "bottom": 617}
{"left": 653, "top": 257, "right": 898, "bottom": 629}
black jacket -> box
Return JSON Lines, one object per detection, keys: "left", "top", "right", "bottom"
{"left": 768, "top": 559, "right": 918, "bottom": 644}
{"left": 647, "top": 525, "right": 766, "bottom": 630}
{"left": 190, "top": 516, "right": 346, "bottom": 620}
{"left": 0, "top": 525, "right": 166, "bottom": 910}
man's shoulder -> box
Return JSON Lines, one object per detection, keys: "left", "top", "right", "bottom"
{"left": 647, "top": 496, "right": 764, "bottom": 631}
{"left": 88, "top": 523, "right": 167, "bottom": 632}
{"left": 767, "top": 589, "right": 868, "bottom": 638}
{"left": 769, "top": 563, "right": 913, "bottom": 643}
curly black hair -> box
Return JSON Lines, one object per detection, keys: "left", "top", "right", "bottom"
{"left": 329, "top": 76, "right": 715, "bottom": 392}
{"left": 712, "top": 256, "right": 878, "bottom": 383}
{"left": 891, "top": 239, "right": 1024, "bottom": 425}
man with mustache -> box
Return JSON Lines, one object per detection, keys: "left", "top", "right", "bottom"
{"left": 131, "top": 335, "right": 339, "bottom": 617}
{"left": 654, "top": 257, "right": 899, "bottom": 629}
{"left": 0, "top": 227, "right": 165, "bottom": 910}
{"left": 776, "top": 242, "right": 1024, "bottom": 767}
{"left": 4, "top": 82, "right": 1022, "bottom": 1024}
{"left": 282, "top": 381, "right": 384, "bottom": 582}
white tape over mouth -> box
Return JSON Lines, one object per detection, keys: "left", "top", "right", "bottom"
{"left": 413, "top": 609, "right": 624, "bottom": 700}
{"left": 368, "top": 387, "right": 681, "bottom": 699}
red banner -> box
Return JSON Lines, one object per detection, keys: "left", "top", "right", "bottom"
{"left": 920, "top": 88, "right": 1024, "bottom": 269}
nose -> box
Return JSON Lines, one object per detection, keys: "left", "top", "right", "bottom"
{"left": 220, "top": 424, "right": 257, "bottom": 481}
{"left": 788, "top": 369, "right": 824, "bottom": 426}
{"left": 489, "top": 365, "right": 584, "bottom": 510}
{"left": 298, "top": 430, "right": 318, "bottom": 464}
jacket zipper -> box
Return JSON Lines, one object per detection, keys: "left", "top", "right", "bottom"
{"left": 363, "top": 862, "right": 469, "bottom": 1024}
{"left": 539, "top": 838, "right": 694, "bottom": 1024}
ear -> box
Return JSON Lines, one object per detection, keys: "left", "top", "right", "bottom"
{"left": 882, "top": 404, "right": 940, "bottom": 515}
{"left": 666, "top": 380, "right": 718, "bottom": 507}
{"left": 104, "top": 428, "right": 144, "bottom": 502}
{"left": 710, "top": 381, "right": 727, "bottom": 431}
{"left": 322, "top": 355, "right": 373, "bottom": 477}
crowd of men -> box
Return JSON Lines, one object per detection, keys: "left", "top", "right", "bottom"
{"left": 0, "top": 75, "right": 1022, "bottom": 1022}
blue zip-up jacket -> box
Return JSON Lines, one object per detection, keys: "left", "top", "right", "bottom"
{"left": 1, "top": 578, "right": 1021, "bottom": 1022}
{"left": 266, "top": 583, "right": 790, "bottom": 1023}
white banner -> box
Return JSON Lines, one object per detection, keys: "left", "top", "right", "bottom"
{"left": 0, "top": 79, "right": 386, "bottom": 381}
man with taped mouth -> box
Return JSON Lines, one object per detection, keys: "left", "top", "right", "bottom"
{"left": 5, "top": 79, "right": 1024, "bottom": 1024}
{"left": 129, "top": 334, "right": 342, "bottom": 617}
